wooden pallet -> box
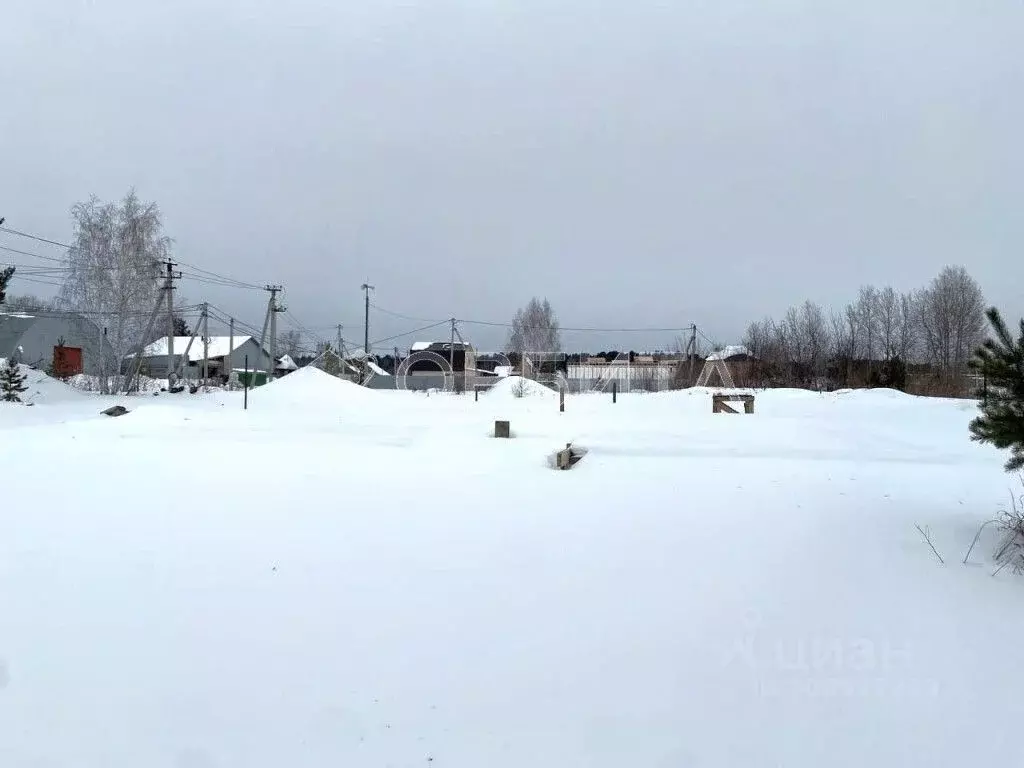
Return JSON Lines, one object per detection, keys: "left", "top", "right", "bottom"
{"left": 712, "top": 393, "right": 755, "bottom": 414}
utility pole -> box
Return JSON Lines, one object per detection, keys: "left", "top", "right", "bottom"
{"left": 258, "top": 296, "right": 272, "bottom": 383}
{"left": 124, "top": 268, "right": 175, "bottom": 393}
{"left": 265, "top": 285, "right": 285, "bottom": 382}
{"left": 449, "top": 318, "right": 457, "bottom": 370}
{"left": 335, "top": 323, "right": 348, "bottom": 378}
{"left": 689, "top": 324, "right": 697, "bottom": 384}
{"left": 100, "top": 326, "right": 108, "bottom": 392}
{"left": 165, "top": 260, "right": 180, "bottom": 384}
{"left": 201, "top": 302, "right": 210, "bottom": 386}
{"left": 227, "top": 317, "right": 234, "bottom": 384}
{"left": 173, "top": 312, "right": 203, "bottom": 383}
{"left": 361, "top": 282, "right": 374, "bottom": 354}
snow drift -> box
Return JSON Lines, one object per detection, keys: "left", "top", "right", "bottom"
{"left": 486, "top": 375, "right": 557, "bottom": 399}
{"left": 0, "top": 380, "right": 1020, "bottom": 767}
{"left": 0, "top": 361, "right": 86, "bottom": 404}
{"left": 248, "top": 365, "right": 376, "bottom": 407}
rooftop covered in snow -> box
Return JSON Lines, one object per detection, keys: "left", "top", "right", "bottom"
{"left": 126, "top": 336, "right": 263, "bottom": 362}
{"left": 705, "top": 345, "right": 753, "bottom": 361}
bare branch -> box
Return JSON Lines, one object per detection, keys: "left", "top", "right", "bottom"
{"left": 914, "top": 524, "right": 945, "bottom": 565}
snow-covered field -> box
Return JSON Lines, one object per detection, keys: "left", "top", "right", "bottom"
{"left": 1, "top": 367, "right": 1021, "bottom": 767}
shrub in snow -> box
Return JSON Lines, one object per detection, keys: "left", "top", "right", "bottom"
{"left": 992, "top": 482, "right": 1024, "bottom": 575}
{"left": 970, "top": 307, "right": 1024, "bottom": 472}
{"left": 0, "top": 359, "right": 28, "bottom": 402}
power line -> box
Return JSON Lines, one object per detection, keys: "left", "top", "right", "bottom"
{"left": 283, "top": 309, "right": 326, "bottom": 346}
{"left": 2, "top": 265, "right": 69, "bottom": 276}
{"left": 459, "top": 317, "right": 690, "bottom": 333}
{"left": 368, "top": 300, "right": 694, "bottom": 333}
{"left": 0, "top": 242, "right": 65, "bottom": 263}
{"left": 2, "top": 224, "right": 264, "bottom": 292}
{"left": 207, "top": 306, "right": 264, "bottom": 337}
{"left": 370, "top": 303, "right": 444, "bottom": 323}
{"left": 0, "top": 225, "right": 71, "bottom": 249}
{"left": 0, "top": 304, "right": 205, "bottom": 320}
{"left": 369, "top": 320, "right": 450, "bottom": 347}
{"left": 176, "top": 262, "right": 262, "bottom": 290}
{"left": 696, "top": 326, "right": 717, "bottom": 350}
{"left": 179, "top": 271, "right": 263, "bottom": 290}
{"left": 9, "top": 275, "right": 64, "bottom": 288}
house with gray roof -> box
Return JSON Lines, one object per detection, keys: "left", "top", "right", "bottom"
{"left": 124, "top": 335, "right": 273, "bottom": 382}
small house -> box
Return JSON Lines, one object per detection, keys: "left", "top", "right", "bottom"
{"left": 125, "top": 335, "right": 273, "bottom": 382}
{"left": 275, "top": 354, "right": 299, "bottom": 376}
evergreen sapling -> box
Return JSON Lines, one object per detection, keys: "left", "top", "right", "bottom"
{"left": 0, "top": 358, "right": 28, "bottom": 402}
{"left": 969, "top": 307, "right": 1024, "bottom": 472}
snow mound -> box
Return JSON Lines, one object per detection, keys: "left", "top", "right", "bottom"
{"left": 0, "top": 361, "right": 86, "bottom": 404}
{"left": 487, "top": 375, "right": 557, "bottom": 399}
{"left": 250, "top": 366, "right": 375, "bottom": 407}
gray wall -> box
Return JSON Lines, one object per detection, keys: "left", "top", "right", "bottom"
{"left": 367, "top": 373, "right": 503, "bottom": 392}
{"left": 1, "top": 313, "right": 117, "bottom": 374}
{"left": 229, "top": 338, "right": 273, "bottom": 377}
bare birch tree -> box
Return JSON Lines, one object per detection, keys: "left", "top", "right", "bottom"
{"left": 506, "top": 297, "right": 561, "bottom": 357}
{"left": 855, "top": 286, "right": 880, "bottom": 363}
{"left": 58, "top": 191, "right": 170, "bottom": 391}
{"left": 742, "top": 317, "right": 776, "bottom": 386}
{"left": 781, "top": 306, "right": 804, "bottom": 373}
{"left": 897, "top": 291, "right": 918, "bottom": 362}
{"left": 278, "top": 330, "right": 303, "bottom": 357}
{"left": 917, "top": 266, "right": 985, "bottom": 374}
{"left": 875, "top": 286, "right": 900, "bottom": 361}
{"left": 742, "top": 318, "right": 773, "bottom": 361}
{"left": 800, "top": 300, "right": 831, "bottom": 382}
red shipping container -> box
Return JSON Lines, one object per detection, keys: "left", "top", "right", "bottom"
{"left": 53, "top": 345, "right": 83, "bottom": 377}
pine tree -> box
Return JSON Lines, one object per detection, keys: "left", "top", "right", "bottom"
{"left": 969, "top": 307, "right": 1024, "bottom": 471}
{"left": 0, "top": 358, "right": 28, "bottom": 403}
{"left": 0, "top": 266, "right": 14, "bottom": 304}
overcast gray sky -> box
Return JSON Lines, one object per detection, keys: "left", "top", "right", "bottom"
{"left": 2, "top": 0, "right": 1021, "bottom": 353}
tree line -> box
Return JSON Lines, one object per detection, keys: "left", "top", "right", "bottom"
{"left": 740, "top": 266, "right": 987, "bottom": 393}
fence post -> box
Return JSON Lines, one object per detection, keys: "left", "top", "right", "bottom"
{"left": 612, "top": 381, "right": 617, "bottom": 404}
{"left": 244, "top": 354, "right": 249, "bottom": 410}
{"left": 560, "top": 388, "right": 565, "bottom": 413}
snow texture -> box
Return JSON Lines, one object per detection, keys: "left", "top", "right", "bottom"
{"left": 0, "top": 370, "right": 1021, "bottom": 767}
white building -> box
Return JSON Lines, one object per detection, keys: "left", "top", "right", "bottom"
{"left": 125, "top": 335, "right": 273, "bottom": 381}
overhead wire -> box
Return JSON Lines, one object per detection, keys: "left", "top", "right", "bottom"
{"left": 369, "top": 320, "right": 450, "bottom": 347}
{"left": 1, "top": 224, "right": 265, "bottom": 292}
{"left": 283, "top": 309, "right": 326, "bottom": 347}
{"left": 3, "top": 226, "right": 702, "bottom": 350}
{"left": 370, "top": 303, "right": 445, "bottom": 324}
{"left": 458, "top": 317, "right": 692, "bottom": 333}
{"left": 0, "top": 242, "right": 66, "bottom": 263}
{"left": 9, "top": 275, "right": 64, "bottom": 288}
{"left": 176, "top": 262, "right": 263, "bottom": 290}
{"left": 0, "top": 225, "right": 71, "bottom": 249}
